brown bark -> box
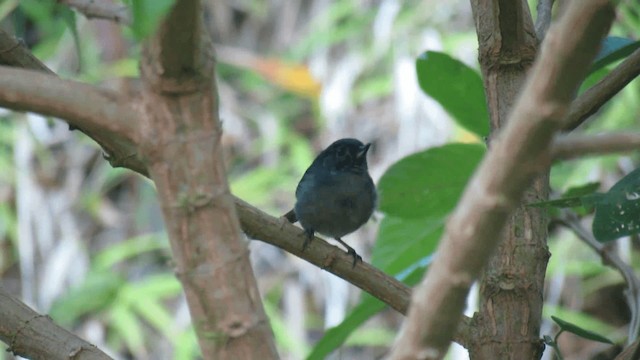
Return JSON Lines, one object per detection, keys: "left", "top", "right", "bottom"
{"left": 0, "top": 287, "right": 112, "bottom": 360}
{"left": 470, "top": 1, "right": 548, "bottom": 359}
{"left": 135, "top": 1, "right": 278, "bottom": 358}
{"left": 388, "top": 1, "right": 614, "bottom": 359}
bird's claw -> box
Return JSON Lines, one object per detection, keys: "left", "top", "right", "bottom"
{"left": 346, "top": 248, "right": 362, "bottom": 269}
{"left": 301, "top": 228, "right": 314, "bottom": 252}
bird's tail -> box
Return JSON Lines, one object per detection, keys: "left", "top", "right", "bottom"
{"left": 283, "top": 209, "right": 297, "bottom": 223}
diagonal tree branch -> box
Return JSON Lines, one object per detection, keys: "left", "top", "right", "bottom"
{"left": 552, "top": 132, "right": 640, "bottom": 161}
{"left": 389, "top": 1, "right": 615, "bottom": 359}
{"left": 0, "top": 287, "right": 112, "bottom": 360}
{"left": 563, "top": 48, "right": 640, "bottom": 131}
{"left": 0, "top": 66, "right": 143, "bottom": 172}
{"left": 0, "top": 66, "right": 137, "bottom": 142}
{"left": 236, "top": 198, "right": 412, "bottom": 313}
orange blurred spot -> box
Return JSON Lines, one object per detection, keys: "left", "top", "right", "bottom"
{"left": 254, "top": 59, "right": 322, "bottom": 99}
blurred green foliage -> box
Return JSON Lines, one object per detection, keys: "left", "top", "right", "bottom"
{"left": 126, "top": 0, "right": 175, "bottom": 40}
{"left": 0, "top": 0, "right": 639, "bottom": 359}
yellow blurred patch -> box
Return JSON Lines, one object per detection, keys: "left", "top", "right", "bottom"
{"left": 216, "top": 45, "right": 321, "bottom": 99}
{"left": 452, "top": 125, "right": 483, "bottom": 143}
{"left": 254, "top": 59, "right": 321, "bottom": 99}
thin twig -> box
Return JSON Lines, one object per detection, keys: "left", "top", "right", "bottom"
{"left": 535, "top": 0, "right": 555, "bottom": 41}
{"left": 558, "top": 210, "right": 640, "bottom": 344}
{"left": 564, "top": 49, "right": 640, "bottom": 132}
{"left": 552, "top": 132, "right": 640, "bottom": 161}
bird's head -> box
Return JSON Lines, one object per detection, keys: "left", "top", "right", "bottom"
{"left": 317, "top": 138, "right": 372, "bottom": 173}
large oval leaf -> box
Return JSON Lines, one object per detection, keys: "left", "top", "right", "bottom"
{"left": 378, "top": 143, "right": 485, "bottom": 219}
{"left": 372, "top": 215, "right": 442, "bottom": 274}
{"left": 416, "top": 51, "right": 489, "bottom": 137}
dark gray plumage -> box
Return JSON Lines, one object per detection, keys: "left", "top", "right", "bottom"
{"left": 286, "top": 138, "right": 376, "bottom": 267}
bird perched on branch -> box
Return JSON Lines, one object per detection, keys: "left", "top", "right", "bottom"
{"left": 285, "top": 138, "right": 376, "bottom": 267}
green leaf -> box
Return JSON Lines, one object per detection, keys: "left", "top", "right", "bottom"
{"left": 130, "top": 297, "right": 176, "bottom": 341}
{"left": 174, "top": 328, "right": 200, "bottom": 360}
{"left": 579, "top": 66, "right": 609, "bottom": 94}
{"left": 590, "top": 37, "right": 640, "bottom": 74}
{"left": 345, "top": 327, "right": 395, "bottom": 346}
{"left": 0, "top": 1, "right": 19, "bottom": 23}
{"left": 50, "top": 271, "right": 124, "bottom": 325}
{"left": 230, "top": 167, "right": 291, "bottom": 206}
{"left": 528, "top": 196, "right": 585, "bottom": 209}
{"left": 564, "top": 182, "right": 602, "bottom": 197}
{"left": 129, "top": 0, "right": 175, "bottom": 40}
{"left": 527, "top": 182, "right": 602, "bottom": 210}
{"left": 94, "top": 233, "right": 168, "bottom": 271}
{"left": 264, "top": 299, "right": 307, "bottom": 357}
{"left": 110, "top": 305, "right": 146, "bottom": 352}
{"left": 416, "top": 51, "right": 489, "bottom": 137}
{"left": 372, "top": 215, "right": 442, "bottom": 275}
{"left": 378, "top": 143, "right": 485, "bottom": 219}
{"left": 306, "top": 298, "right": 384, "bottom": 360}
{"left": 58, "top": 4, "right": 81, "bottom": 69}
{"left": 592, "top": 167, "right": 640, "bottom": 242}
{"left": 306, "top": 265, "right": 427, "bottom": 360}
{"left": 18, "top": 0, "right": 54, "bottom": 23}
{"left": 120, "top": 274, "right": 181, "bottom": 303}
{"left": 551, "top": 316, "right": 613, "bottom": 344}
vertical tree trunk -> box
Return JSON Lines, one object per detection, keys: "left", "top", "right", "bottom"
{"left": 137, "top": 1, "right": 279, "bottom": 358}
{"left": 468, "top": 1, "right": 550, "bottom": 358}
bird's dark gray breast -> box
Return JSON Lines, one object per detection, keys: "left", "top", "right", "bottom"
{"left": 294, "top": 170, "right": 376, "bottom": 238}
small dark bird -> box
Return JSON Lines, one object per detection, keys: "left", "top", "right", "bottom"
{"left": 285, "top": 138, "right": 376, "bottom": 267}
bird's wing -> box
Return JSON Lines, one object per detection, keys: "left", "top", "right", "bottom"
{"left": 294, "top": 167, "right": 315, "bottom": 198}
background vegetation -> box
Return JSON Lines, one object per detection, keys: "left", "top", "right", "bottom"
{"left": 0, "top": 0, "right": 638, "bottom": 359}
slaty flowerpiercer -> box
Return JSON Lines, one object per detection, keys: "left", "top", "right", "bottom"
{"left": 285, "top": 138, "right": 376, "bottom": 267}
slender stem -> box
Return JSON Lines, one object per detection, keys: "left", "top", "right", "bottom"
{"left": 563, "top": 49, "right": 640, "bottom": 131}
{"left": 552, "top": 132, "right": 640, "bottom": 161}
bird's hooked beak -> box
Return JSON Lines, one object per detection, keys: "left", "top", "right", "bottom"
{"left": 357, "top": 143, "right": 371, "bottom": 159}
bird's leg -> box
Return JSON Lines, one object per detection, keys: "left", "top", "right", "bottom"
{"left": 335, "top": 238, "right": 362, "bottom": 268}
{"left": 302, "top": 228, "right": 314, "bottom": 252}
